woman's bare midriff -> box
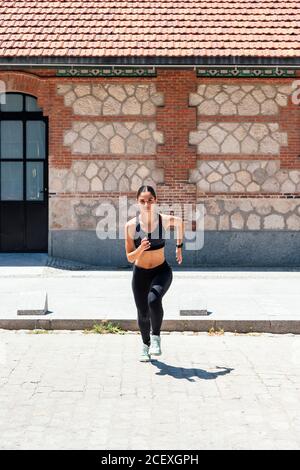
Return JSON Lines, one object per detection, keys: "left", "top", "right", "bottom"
{"left": 134, "top": 247, "right": 165, "bottom": 269}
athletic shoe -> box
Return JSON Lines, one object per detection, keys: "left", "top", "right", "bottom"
{"left": 139, "top": 343, "right": 151, "bottom": 362}
{"left": 149, "top": 334, "right": 162, "bottom": 356}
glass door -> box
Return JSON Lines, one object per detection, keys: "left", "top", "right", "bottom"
{"left": 0, "top": 93, "right": 48, "bottom": 251}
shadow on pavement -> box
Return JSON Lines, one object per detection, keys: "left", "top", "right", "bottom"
{"left": 150, "top": 361, "right": 234, "bottom": 382}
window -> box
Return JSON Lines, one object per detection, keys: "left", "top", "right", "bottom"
{"left": 0, "top": 93, "right": 46, "bottom": 201}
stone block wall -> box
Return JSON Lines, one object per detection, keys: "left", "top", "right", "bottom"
{"left": 50, "top": 81, "right": 167, "bottom": 245}
{"left": 0, "top": 69, "right": 299, "bottom": 266}
{"left": 187, "top": 78, "right": 300, "bottom": 247}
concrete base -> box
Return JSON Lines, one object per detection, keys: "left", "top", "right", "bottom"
{"left": 50, "top": 229, "right": 300, "bottom": 268}
{"left": 17, "top": 291, "right": 48, "bottom": 316}
{"left": 0, "top": 252, "right": 300, "bottom": 333}
{"left": 1, "top": 318, "right": 300, "bottom": 334}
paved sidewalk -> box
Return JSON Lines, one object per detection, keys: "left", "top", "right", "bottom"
{"left": 0, "top": 330, "right": 299, "bottom": 450}
{"left": 0, "top": 253, "right": 300, "bottom": 332}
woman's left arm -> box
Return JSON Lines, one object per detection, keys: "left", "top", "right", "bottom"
{"left": 168, "top": 215, "right": 184, "bottom": 264}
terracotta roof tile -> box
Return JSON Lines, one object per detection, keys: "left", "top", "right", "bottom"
{"left": 0, "top": 0, "right": 299, "bottom": 58}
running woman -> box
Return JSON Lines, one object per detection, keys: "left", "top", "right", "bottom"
{"left": 125, "top": 185, "right": 184, "bottom": 362}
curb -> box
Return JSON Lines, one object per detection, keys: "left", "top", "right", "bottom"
{"left": 0, "top": 319, "right": 300, "bottom": 334}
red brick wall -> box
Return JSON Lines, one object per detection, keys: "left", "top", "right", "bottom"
{"left": 0, "top": 67, "right": 299, "bottom": 210}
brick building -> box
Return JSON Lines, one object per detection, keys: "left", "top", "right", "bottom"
{"left": 0, "top": 1, "right": 299, "bottom": 267}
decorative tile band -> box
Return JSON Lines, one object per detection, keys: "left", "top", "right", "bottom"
{"left": 196, "top": 68, "right": 296, "bottom": 78}
{"left": 50, "top": 160, "right": 164, "bottom": 193}
{"left": 189, "top": 122, "right": 287, "bottom": 155}
{"left": 189, "top": 84, "right": 291, "bottom": 115}
{"left": 57, "top": 83, "right": 164, "bottom": 116}
{"left": 56, "top": 67, "right": 156, "bottom": 77}
{"left": 189, "top": 160, "right": 300, "bottom": 193}
{"left": 197, "top": 197, "right": 300, "bottom": 230}
{"left": 63, "top": 121, "right": 164, "bottom": 155}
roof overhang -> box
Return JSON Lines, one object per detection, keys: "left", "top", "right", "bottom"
{"left": 0, "top": 55, "right": 300, "bottom": 68}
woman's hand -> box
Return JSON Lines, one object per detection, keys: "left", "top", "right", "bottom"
{"left": 139, "top": 236, "right": 151, "bottom": 252}
{"left": 176, "top": 247, "right": 183, "bottom": 264}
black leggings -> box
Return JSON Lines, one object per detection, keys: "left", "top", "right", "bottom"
{"left": 131, "top": 259, "right": 173, "bottom": 346}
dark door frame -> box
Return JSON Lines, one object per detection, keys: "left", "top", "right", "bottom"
{"left": 0, "top": 92, "right": 49, "bottom": 252}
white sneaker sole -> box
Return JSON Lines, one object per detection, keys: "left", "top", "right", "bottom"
{"left": 139, "top": 356, "right": 151, "bottom": 362}
{"left": 149, "top": 350, "right": 161, "bottom": 356}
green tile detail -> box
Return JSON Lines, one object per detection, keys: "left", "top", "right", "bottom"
{"left": 56, "top": 67, "right": 156, "bottom": 77}
{"left": 196, "top": 68, "right": 296, "bottom": 78}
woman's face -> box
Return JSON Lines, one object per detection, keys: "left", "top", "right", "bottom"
{"left": 137, "top": 191, "right": 157, "bottom": 212}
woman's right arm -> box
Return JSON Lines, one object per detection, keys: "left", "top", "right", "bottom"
{"left": 125, "top": 222, "right": 151, "bottom": 263}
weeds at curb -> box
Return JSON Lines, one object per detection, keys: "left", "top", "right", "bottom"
{"left": 208, "top": 327, "right": 224, "bottom": 336}
{"left": 27, "top": 329, "right": 51, "bottom": 334}
{"left": 83, "top": 321, "right": 126, "bottom": 335}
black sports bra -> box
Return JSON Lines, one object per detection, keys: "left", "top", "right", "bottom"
{"left": 134, "top": 213, "right": 166, "bottom": 251}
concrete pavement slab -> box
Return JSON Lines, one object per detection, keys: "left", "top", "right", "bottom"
{"left": 0, "top": 253, "right": 299, "bottom": 332}
{"left": 0, "top": 331, "right": 299, "bottom": 450}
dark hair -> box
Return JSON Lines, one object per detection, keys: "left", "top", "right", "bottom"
{"left": 136, "top": 185, "right": 157, "bottom": 200}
